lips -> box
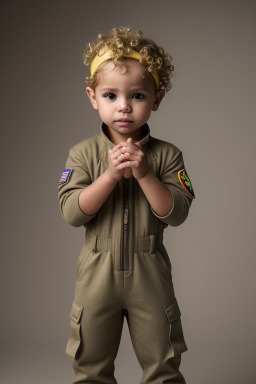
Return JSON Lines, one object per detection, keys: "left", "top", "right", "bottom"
{"left": 116, "top": 118, "right": 133, "bottom": 122}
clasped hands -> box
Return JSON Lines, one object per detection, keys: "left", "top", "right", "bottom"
{"left": 107, "top": 137, "right": 149, "bottom": 181}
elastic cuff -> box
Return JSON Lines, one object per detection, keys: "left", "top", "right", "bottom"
{"left": 151, "top": 189, "right": 175, "bottom": 219}
{"left": 63, "top": 189, "right": 98, "bottom": 227}
{"left": 151, "top": 188, "right": 189, "bottom": 227}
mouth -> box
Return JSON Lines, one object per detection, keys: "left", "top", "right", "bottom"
{"left": 116, "top": 119, "right": 133, "bottom": 127}
{"left": 116, "top": 119, "right": 133, "bottom": 122}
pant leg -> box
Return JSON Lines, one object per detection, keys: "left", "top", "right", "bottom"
{"left": 124, "top": 248, "right": 188, "bottom": 384}
{"left": 66, "top": 247, "right": 125, "bottom": 384}
{"left": 126, "top": 305, "right": 186, "bottom": 384}
{"left": 71, "top": 306, "right": 125, "bottom": 384}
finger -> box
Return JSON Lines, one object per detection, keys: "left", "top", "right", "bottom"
{"left": 116, "top": 160, "right": 139, "bottom": 169}
{"left": 112, "top": 145, "right": 142, "bottom": 158}
{"left": 111, "top": 143, "right": 122, "bottom": 153}
{"left": 116, "top": 152, "right": 132, "bottom": 163}
{"left": 117, "top": 152, "right": 142, "bottom": 165}
{"left": 111, "top": 147, "right": 130, "bottom": 160}
{"left": 119, "top": 141, "right": 139, "bottom": 151}
{"left": 127, "top": 138, "right": 143, "bottom": 149}
{"left": 111, "top": 147, "right": 144, "bottom": 161}
{"left": 112, "top": 153, "right": 128, "bottom": 166}
{"left": 134, "top": 141, "right": 142, "bottom": 148}
{"left": 120, "top": 146, "right": 144, "bottom": 157}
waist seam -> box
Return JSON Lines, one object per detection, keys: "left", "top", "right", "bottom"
{"left": 85, "top": 231, "right": 163, "bottom": 253}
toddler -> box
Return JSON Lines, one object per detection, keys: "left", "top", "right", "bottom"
{"left": 58, "top": 26, "right": 195, "bottom": 384}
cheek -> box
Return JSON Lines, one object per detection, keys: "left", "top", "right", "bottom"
{"left": 99, "top": 102, "right": 111, "bottom": 114}
{"left": 138, "top": 102, "right": 153, "bottom": 115}
{"left": 98, "top": 104, "right": 115, "bottom": 121}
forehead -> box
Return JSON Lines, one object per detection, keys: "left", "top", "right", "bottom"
{"left": 95, "top": 58, "right": 155, "bottom": 90}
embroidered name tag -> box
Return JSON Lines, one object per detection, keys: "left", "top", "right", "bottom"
{"left": 178, "top": 169, "right": 195, "bottom": 198}
{"left": 59, "top": 168, "right": 72, "bottom": 185}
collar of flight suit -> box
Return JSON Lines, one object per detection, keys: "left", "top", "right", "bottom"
{"left": 99, "top": 121, "right": 157, "bottom": 164}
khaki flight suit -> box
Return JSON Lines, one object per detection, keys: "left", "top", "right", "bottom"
{"left": 58, "top": 122, "right": 195, "bottom": 384}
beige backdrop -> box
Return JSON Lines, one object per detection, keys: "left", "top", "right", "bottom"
{"left": 1, "top": 1, "right": 256, "bottom": 383}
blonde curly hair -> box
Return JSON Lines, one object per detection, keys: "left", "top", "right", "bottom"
{"left": 82, "top": 26, "right": 174, "bottom": 92}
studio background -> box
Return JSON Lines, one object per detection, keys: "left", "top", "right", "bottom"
{"left": 1, "top": 1, "right": 255, "bottom": 383}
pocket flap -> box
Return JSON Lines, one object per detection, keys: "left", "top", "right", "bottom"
{"left": 164, "top": 298, "right": 181, "bottom": 323}
{"left": 70, "top": 301, "right": 84, "bottom": 324}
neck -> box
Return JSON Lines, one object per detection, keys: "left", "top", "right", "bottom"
{"left": 105, "top": 124, "right": 147, "bottom": 145}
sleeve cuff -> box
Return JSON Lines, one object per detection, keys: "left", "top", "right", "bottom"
{"left": 151, "top": 188, "right": 189, "bottom": 227}
{"left": 151, "top": 189, "right": 175, "bottom": 219}
{"left": 61, "top": 189, "right": 98, "bottom": 227}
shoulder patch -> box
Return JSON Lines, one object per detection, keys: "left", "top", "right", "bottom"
{"left": 59, "top": 168, "right": 73, "bottom": 185}
{"left": 178, "top": 169, "right": 195, "bottom": 198}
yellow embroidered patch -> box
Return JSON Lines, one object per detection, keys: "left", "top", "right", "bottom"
{"left": 178, "top": 169, "right": 195, "bottom": 198}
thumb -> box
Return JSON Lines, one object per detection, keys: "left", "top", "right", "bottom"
{"left": 134, "top": 141, "right": 142, "bottom": 148}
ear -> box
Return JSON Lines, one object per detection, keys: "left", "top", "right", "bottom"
{"left": 86, "top": 87, "right": 98, "bottom": 110}
{"left": 152, "top": 89, "right": 165, "bottom": 111}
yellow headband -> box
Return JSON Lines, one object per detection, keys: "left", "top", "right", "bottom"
{"left": 90, "top": 45, "right": 160, "bottom": 90}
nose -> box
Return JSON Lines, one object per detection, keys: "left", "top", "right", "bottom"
{"left": 117, "top": 98, "right": 132, "bottom": 113}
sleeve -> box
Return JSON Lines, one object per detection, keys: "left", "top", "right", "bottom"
{"left": 151, "top": 150, "right": 195, "bottom": 227}
{"left": 57, "top": 148, "right": 99, "bottom": 227}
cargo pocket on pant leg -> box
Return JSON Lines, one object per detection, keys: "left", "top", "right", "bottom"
{"left": 164, "top": 298, "right": 188, "bottom": 356}
{"left": 66, "top": 301, "right": 84, "bottom": 358}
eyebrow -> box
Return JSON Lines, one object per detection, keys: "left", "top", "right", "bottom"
{"left": 100, "top": 87, "right": 149, "bottom": 92}
{"left": 100, "top": 88, "right": 118, "bottom": 92}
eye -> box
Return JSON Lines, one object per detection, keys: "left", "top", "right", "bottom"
{"left": 133, "top": 93, "right": 145, "bottom": 100}
{"left": 104, "top": 93, "right": 116, "bottom": 100}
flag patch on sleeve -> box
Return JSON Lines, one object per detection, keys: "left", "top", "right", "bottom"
{"left": 59, "top": 168, "right": 73, "bottom": 185}
{"left": 178, "top": 169, "right": 195, "bottom": 198}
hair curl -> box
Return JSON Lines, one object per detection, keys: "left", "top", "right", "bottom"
{"left": 82, "top": 26, "right": 174, "bottom": 92}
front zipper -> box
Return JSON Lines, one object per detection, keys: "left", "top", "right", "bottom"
{"left": 122, "top": 177, "right": 129, "bottom": 270}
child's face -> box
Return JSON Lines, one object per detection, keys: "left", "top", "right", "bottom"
{"left": 86, "top": 58, "right": 165, "bottom": 144}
